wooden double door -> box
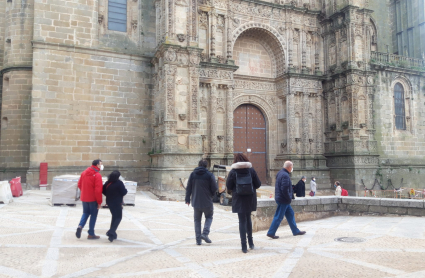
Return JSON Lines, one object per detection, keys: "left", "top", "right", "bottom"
{"left": 233, "top": 104, "right": 267, "bottom": 183}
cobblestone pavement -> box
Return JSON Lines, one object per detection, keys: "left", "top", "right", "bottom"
{"left": 1, "top": 190, "right": 425, "bottom": 278}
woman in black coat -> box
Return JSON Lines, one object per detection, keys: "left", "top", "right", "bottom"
{"left": 226, "top": 153, "right": 262, "bottom": 253}
{"left": 102, "top": 170, "right": 128, "bottom": 242}
{"left": 294, "top": 176, "right": 306, "bottom": 197}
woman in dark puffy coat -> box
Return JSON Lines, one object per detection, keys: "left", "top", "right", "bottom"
{"left": 102, "top": 170, "right": 127, "bottom": 242}
{"left": 226, "top": 153, "right": 262, "bottom": 253}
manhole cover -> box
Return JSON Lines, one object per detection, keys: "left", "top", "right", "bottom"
{"left": 335, "top": 237, "right": 366, "bottom": 243}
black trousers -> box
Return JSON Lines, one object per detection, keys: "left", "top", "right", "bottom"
{"left": 237, "top": 212, "right": 252, "bottom": 244}
{"left": 194, "top": 207, "right": 213, "bottom": 241}
{"left": 108, "top": 203, "right": 123, "bottom": 238}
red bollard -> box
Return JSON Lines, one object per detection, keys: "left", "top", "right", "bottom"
{"left": 10, "top": 177, "right": 23, "bottom": 197}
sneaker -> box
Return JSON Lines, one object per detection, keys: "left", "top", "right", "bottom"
{"left": 201, "top": 234, "right": 212, "bottom": 243}
{"left": 87, "top": 235, "right": 100, "bottom": 240}
{"left": 76, "top": 227, "right": 82, "bottom": 239}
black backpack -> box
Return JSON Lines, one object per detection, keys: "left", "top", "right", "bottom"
{"left": 235, "top": 171, "right": 254, "bottom": 195}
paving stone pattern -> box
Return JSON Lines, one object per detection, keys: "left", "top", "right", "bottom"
{"left": 1, "top": 191, "right": 425, "bottom": 278}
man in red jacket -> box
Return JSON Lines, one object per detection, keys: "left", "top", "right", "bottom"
{"left": 76, "top": 159, "right": 104, "bottom": 239}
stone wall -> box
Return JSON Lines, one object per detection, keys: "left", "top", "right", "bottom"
{"left": 0, "top": 71, "right": 32, "bottom": 173}
{"left": 27, "top": 44, "right": 152, "bottom": 186}
{"left": 372, "top": 68, "right": 425, "bottom": 188}
{"left": 0, "top": 72, "right": 31, "bottom": 183}
{"left": 253, "top": 196, "right": 425, "bottom": 232}
{"left": 0, "top": 0, "right": 34, "bottom": 182}
{"left": 0, "top": 2, "right": 5, "bottom": 69}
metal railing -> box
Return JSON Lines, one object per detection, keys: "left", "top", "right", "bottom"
{"left": 370, "top": 51, "right": 425, "bottom": 68}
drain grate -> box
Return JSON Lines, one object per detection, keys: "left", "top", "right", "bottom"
{"left": 335, "top": 237, "right": 366, "bottom": 243}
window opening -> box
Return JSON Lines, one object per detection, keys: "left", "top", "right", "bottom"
{"left": 108, "top": 0, "right": 127, "bottom": 32}
{"left": 394, "top": 83, "right": 406, "bottom": 130}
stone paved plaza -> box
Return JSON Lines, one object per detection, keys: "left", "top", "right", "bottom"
{"left": 1, "top": 191, "right": 425, "bottom": 278}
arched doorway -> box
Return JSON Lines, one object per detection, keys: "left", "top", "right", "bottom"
{"left": 233, "top": 104, "right": 267, "bottom": 183}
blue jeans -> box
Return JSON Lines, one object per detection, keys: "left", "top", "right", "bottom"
{"left": 267, "top": 202, "right": 300, "bottom": 236}
{"left": 78, "top": 201, "right": 99, "bottom": 236}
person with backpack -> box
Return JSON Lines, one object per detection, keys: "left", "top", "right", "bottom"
{"left": 226, "top": 153, "right": 262, "bottom": 253}
{"left": 185, "top": 160, "right": 218, "bottom": 245}
{"left": 266, "top": 161, "right": 306, "bottom": 240}
{"left": 102, "top": 170, "right": 128, "bottom": 242}
{"left": 334, "top": 181, "right": 348, "bottom": 196}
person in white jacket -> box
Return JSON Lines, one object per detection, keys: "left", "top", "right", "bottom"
{"left": 310, "top": 177, "right": 317, "bottom": 196}
{"left": 334, "top": 181, "right": 342, "bottom": 196}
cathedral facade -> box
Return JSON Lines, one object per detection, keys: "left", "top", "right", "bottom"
{"left": 0, "top": 0, "right": 424, "bottom": 193}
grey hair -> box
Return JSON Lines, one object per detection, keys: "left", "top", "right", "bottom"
{"left": 283, "top": 161, "right": 293, "bottom": 169}
{"left": 301, "top": 176, "right": 306, "bottom": 179}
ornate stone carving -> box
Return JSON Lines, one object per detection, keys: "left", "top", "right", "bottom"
{"left": 176, "top": 53, "right": 189, "bottom": 65}
{"left": 199, "top": 69, "right": 233, "bottom": 79}
{"left": 177, "top": 34, "right": 186, "bottom": 42}
{"left": 327, "top": 156, "right": 379, "bottom": 167}
{"left": 164, "top": 49, "right": 177, "bottom": 62}
{"left": 189, "top": 52, "right": 200, "bottom": 65}
{"left": 234, "top": 80, "right": 276, "bottom": 91}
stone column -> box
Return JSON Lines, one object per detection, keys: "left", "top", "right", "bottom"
{"left": 226, "top": 15, "right": 232, "bottom": 60}
{"left": 302, "top": 92, "right": 310, "bottom": 154}
{"left": 210, "top": 83, "right": 218, "bottom": 153}
{"left": 335, "top": 30, "right": 339, "bottom": 67}
{"left": 210, "top": 13, "right": 216, "bottom": 59}
{"left": 225, "top": 86, "right": 234, "bottom": 153}
{"left": 189, "top": 66, "right": 199, "bottom": 122}
{"left": 168, "top": 0, "right": 174, "bottom": 38}
{"left": 335, "top": 90, "right": 342, "bottom": 141}
{"left": 188, "top": 65, "right": 202, "bottom": 153}
{"left": 202, "top": 135, "right": 207, "bottom": 154}
{"left": 316, "top": 94, "right": 323, "bottom": 154}
{"left": 315, "top": 33, "right": 321, "bottom": 75}
{"left": 301, "top": 31, "right": 307, "bottom": 73}
{"left": 165, "top": 64, "right": 177, "bottom": 121}
{"left": 352, "top": 89, "right": 359, "bottom": 139}
{"left": 348, "top": 22, "right": 355, "bottom": 67}
{"left": 288, "top": 29, "right": 293, "bottom": 72}
{"left": 190, "top": 0, "right": 197, "bottom": 43}
{"left": 324, "top": 93, "right": 329, "bottom": 130}
{"left": 368, "top": 91, "right": 374, "bottom": 136}
{"left": 286, "top": 92, "right": 296, "bottom": 154}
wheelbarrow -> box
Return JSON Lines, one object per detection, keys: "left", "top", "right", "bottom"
{"left": 212, "top": 165, "right": 232, "bottom": 206}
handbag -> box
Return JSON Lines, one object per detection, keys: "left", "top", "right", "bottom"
{"left": 235, "top": 172, "right": 254, "bottom": 195}
{"left": 309, "top": 191, "right": 314, "bottom": 197}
